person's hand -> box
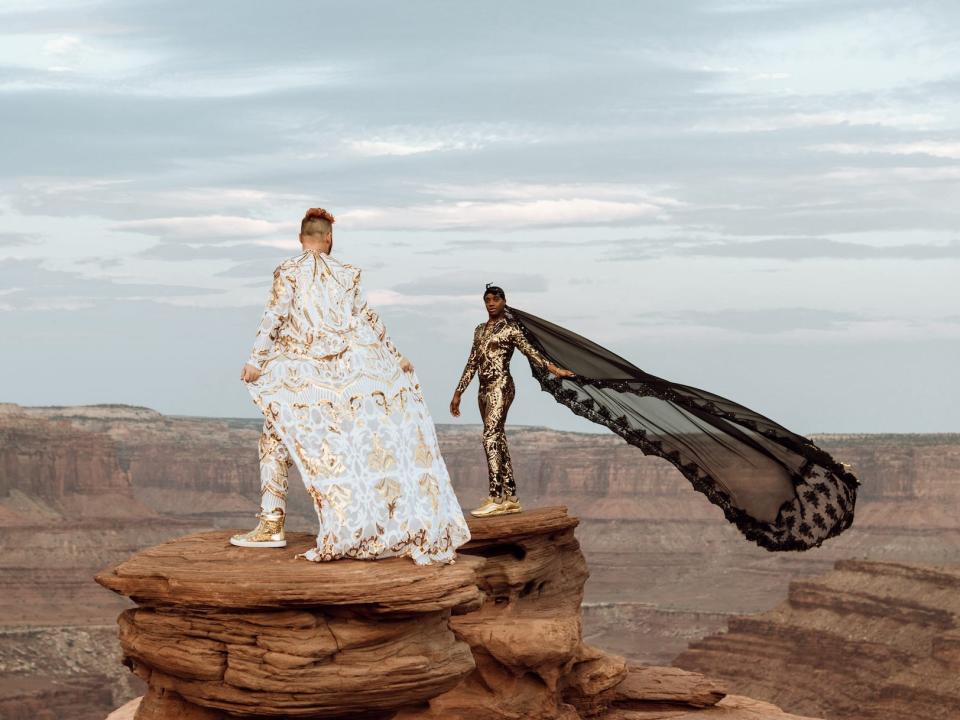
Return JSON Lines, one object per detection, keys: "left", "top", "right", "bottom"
{"left": 400, "top": 356, "right": 414, "bottom": 373}
{"left": 548, "top": 363, "right": 576, "bottom": 379}
{"left": 241, "top": 363, "right": 262, "bottom": 383}
{"left": 450, "top": 392, "right": 462, "bottom": 417}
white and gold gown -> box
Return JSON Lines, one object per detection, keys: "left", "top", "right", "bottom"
{"left": 245, "top": 249, "right": 470, "bottom": 564}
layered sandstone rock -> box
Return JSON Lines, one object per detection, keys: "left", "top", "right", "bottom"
{"left": 96, "top": 530, "right": 482, "bottom": 719}
{"left": 675, "top": 559, "right": 960, "bottom": 719}
{"left": 98, "top": 508, "right": 817, "bottom": 720}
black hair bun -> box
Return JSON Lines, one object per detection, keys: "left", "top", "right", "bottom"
{"left": 483, "top": 284, "right": 506, "bottom": 299}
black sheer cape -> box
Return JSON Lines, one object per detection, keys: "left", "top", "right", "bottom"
{"left": 507, "top": 306, "right": 859, "bottom": 551}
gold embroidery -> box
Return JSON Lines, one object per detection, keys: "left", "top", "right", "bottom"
{"left": 367, "top": 433, "right": 397, "bottom": 472}
{"left": 292, "top": 401, "right": 310, "bottom": 422}
{"left": 372, "top": 390, "right": 389, "bottom": 415}
{"left": 375, "top": 477, "right": 401, "bottom": 519}
{"left": 316, "top": 399, "right": 342, "bottom": 434}
{"left": 347, "top": 395, "right": 363, "bottom": 419}
{"left": 248, "top": 251, "right": 472, "bottom": 565}
{"left": 418, "top": 473, "right": 440, "bottom": 513}
{"left": 414, "top": 428, "right": 434, "bottom": 467}
{"left": 295, "top": 439, "right": 345, "bottom": 478}
{"left": 322, "top": 483, "right": 352, "bottom": 524}
{"left": 268, "top": 270, "right": 285, "bottom": 308}
{"left": 307, "top": 485, "right": 325, "bottom": 523}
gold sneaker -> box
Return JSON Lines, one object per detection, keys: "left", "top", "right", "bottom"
{"left": 229, "top": 508, "right": 287, "bottom": 548}
{"left": 501, "top": 495, "right": 523, "bottom": 514}
{"left": 471, "top": 496, "right": 523, "bottom": 518}
{"left": 470, "top": 496, "right": 503, "bottom": 518}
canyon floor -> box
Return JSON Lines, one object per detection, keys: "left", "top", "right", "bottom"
{"left": 0, "top": 403, "right": 957, "bottom": 719}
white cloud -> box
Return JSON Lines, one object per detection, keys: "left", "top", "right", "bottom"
{"left": 346, "top": 138, "right": 475, "bottom": 157}
{"left": 749, "top": 72, "right": 791, "bottom": 80}
{"left": 812, "top": 140, "right": 960, "bottom": 159}
{"left": 342, "top": 124, "right": 544, "bottom": 158}
{"left": 692, "top": 109, "right": 943, "bottom": 133}
{"left": 420, "top": 182, "right": 682, "bottom": 205}
{"left": 341, "top": 197, "right": 669, "bottom": 231}
{"left": 822, "top": 166, "right": 960, "bottom": 182}
{"left": 133, "top": 64, "right": 347, "bottom": 99}
{"left": 0, "top": 32, "right": 155, "bottom": 83}
{"left": 111, "top": 215, "right": 295, "bottom": 241}
{"left": 42, "top": 34, "right": 82, "bottom": 56}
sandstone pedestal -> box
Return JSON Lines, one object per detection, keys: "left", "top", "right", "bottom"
{"left": 98, "top": 508, "right": 819, "bottom": 720}
{"left": 95, "top": 530, "right": 482, "bottom": 719}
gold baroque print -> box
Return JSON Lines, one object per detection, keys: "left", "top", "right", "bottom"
{"left": 372, "top": 390, "right": 390, "bottom": 415}
{"left": 418, "top": 473, "right": 440, "bottom": 513}
{"left": 455, "top": 318, "right": 549, "bottom": 394}
{"left": 414, "top": 428, "right": 434, "bottom": 467}
{"left": 375, "top": 477, "right": 402, "bottom": 518}
{"left": 478, "top": 379, "right": 517, "bottom": 497}
{"left": 368, "top": 433, "right": 397, "bottom": 472}
{"left": 291, "top": 401, "right": 310, "bottom": 423}
{"left": 246, "top": 250, "right": 471, "bottom": 565}
{"left": 295, "top": 439, "right": 346, "bottom": 478}
{"left": 268, "top": 269, "right": 285, "bottom": 308}
{"left": 320, "top": 483, "right": 352, "bottom": 525}
{"left": 455, "top": 317, "right": 550, "bottom": 498}
{"left": 347, "top": 395, "right": 363, "bottom": 419}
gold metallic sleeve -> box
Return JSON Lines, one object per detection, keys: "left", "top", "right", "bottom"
{"left": 247, "top": 266, "right": 294, "bottom": 369}
{"left": 455, "top": 327, "right": 481, "bottom": 394}
{"left": 509, "top": 323, "right": 550, "bottom": 371}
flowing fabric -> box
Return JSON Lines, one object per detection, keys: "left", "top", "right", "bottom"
{"left": 246, "top": 250, "right": 470, "bottom": 564}
{"left": 507, "top": 306, "right": 859, "bottom": 551}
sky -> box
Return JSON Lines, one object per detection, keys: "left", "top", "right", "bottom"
{"left": 1, "top": 0, "right": 958, "bottom": 433}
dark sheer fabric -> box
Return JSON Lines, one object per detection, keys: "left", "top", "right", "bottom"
{"left": 507, "top": 306, "right": 859, "bottom": 551}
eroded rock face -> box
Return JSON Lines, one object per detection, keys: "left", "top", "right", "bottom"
{"left": 675, "top": 559, "right": 960, "bottom": 719}
{"left": 401, "top": 507, "right": 596, "bottom": 720}
{"left": 96, "top": 531, "right": 482, "bottom": 719}
{"left": 98, "top": 508, "right": 817, "bottom": 720}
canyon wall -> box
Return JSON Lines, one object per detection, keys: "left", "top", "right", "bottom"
{"left": 674, "top": 559, "right": 960, "bottom": 719}
{"left": 1, "top": 403, "right": 957, "bottom": 719}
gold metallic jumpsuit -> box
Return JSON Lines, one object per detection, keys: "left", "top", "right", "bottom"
{"left": 455, "top": 317, "right": 550, "bottom": 498}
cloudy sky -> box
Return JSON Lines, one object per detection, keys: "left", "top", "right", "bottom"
{"left": 1, "top": 0, "right": 958, "bottom": 432}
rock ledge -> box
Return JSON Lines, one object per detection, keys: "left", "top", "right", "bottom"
{"left": 98, "top": 507, "right": 820, "bottom": 720}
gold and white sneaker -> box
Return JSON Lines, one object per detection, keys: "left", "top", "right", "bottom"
{"left": 470, "top": 495, "right": 523, "bottom": 518}
{"left": 470, "top": 496, "right": 503, "bottom": 518}
{"left": 229, "top": 508, "right": 287, "bottom": 548}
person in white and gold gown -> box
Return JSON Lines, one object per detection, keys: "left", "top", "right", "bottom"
{"left": 233, "top": 207, "right": 470, "bottom": 565}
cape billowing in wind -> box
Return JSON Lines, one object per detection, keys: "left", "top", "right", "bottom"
{"left": 507, "top": 306, "right": 859, "bottom": 551}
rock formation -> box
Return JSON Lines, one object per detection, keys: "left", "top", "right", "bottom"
{"left": 675, "top": 559, "right": 960, "bottom": 719}
{"left": 97, "top": 507, "right": 818, "bottom": 720}
{"left": 95, "top": 530, "right": 482, "bottom": 719}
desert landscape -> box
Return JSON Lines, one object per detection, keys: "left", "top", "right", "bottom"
{"left": 0, "top": 402, "right": 958, "bottom": 719}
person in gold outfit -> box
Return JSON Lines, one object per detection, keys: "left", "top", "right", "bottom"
{"left": 450, "top": 284, "right": 575, "bottom": 517}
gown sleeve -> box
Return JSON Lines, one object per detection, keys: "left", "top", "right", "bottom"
{"left": 352, "top": 268, "right": 403, "bottom": 360}
{"left": 455, "top": 326, "right": 481, "bottom": 394}
{"left": 247, "top": 265, "right": 294, "bottom": 369}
